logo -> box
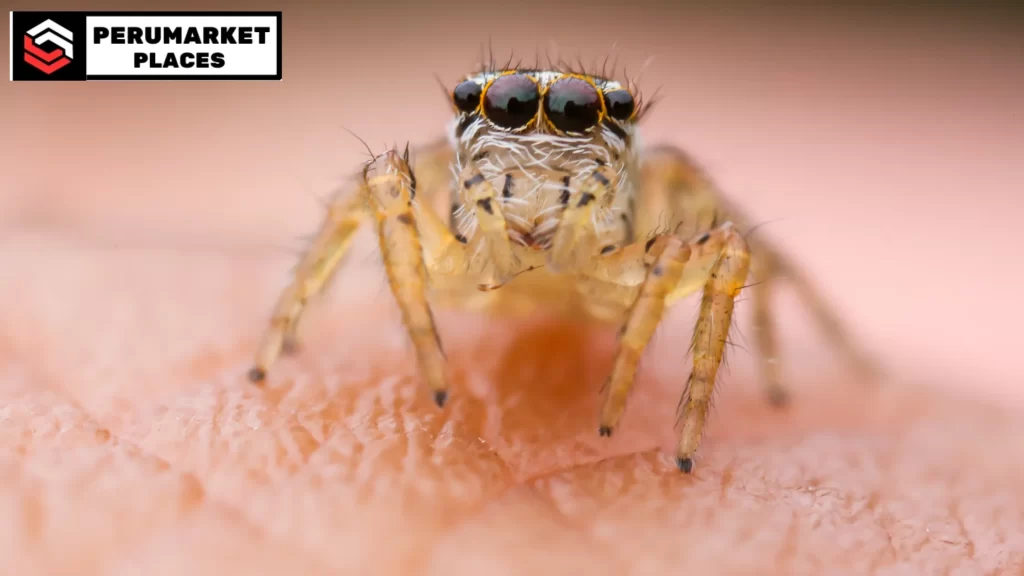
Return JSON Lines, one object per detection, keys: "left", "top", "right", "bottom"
{"left": 11, "top": 11, "right": 281, "bottom": 81}
{"left": 10, "top": 12, "right": 87, "bottom": 81}
{"left": 23, "top": 19, "right": 74, "bottom": 74}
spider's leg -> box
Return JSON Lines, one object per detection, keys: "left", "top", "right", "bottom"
{"left": 675, "top": 226, "right": 750, "bottom": 472}
{"left": 251, "top": 140, "right": 472, "bottom": 408}
{"left": 771, "top": 248, "right": 880, "bottom": 382}
{"left": 361, "top": 148, "right": 456, "bottom": 406}
{"left": 249, "top": 177, "right": 368, "bottom": 383}
{"left": 591, "top": 224, "right": 749, "bottom": 475}
{"left": 636, "top": 145, "right": 878, "bottom": 406}
{"left": 750, "top": 252, "right": 787, "bottom": 406}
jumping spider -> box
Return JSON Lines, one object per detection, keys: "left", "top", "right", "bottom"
{"left": 249, "top": 66, "right": 875, "bottom": 473}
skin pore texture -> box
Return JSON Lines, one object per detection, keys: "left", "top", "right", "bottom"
{"left": 3, "top": 3, "right": 1024, "bottom": 574}
{"left": 2, "top": 236, "right": 1023, "bottom": 575}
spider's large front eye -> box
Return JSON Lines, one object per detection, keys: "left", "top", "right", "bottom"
{"left": 452, "top": 80, "right": 482, "bottom": 113}
{"left": 482, "top": 74, "right": 540, "bottom": 130}
{"left": 544, "top": 77, "right": 602, "bottom": 134}
{"left": 602, "top": 90, "right": 635, "bottom": 121}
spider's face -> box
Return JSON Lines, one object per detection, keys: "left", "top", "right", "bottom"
{"left": 447, "top": 69, "right": 641, "bottom": 170}
{"left": 444, "top": 69, "right": 646, "bottom": 249}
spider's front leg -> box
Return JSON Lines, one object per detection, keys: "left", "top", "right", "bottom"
{"left": 251, "top": 144, "right": 471, "bottom": 407}
{"left": 637, "top": 146, "right": 878, "bottom": 406}
{"left": 360, "top": 148, "right": 463, "bottom": 406}
{"left": 595, "top": 223, "right": 751, "bottom": 474}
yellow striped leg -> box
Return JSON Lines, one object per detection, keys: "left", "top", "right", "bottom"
{"left": 676, "top": 227, "right": 750, "bottom": 472}
{"left": 365, "top": 149, "right": 451, "bottom": 406}
{"left": 596, "top": 222, "right": 751, "bottom": 473}
{"left": 249, "top": 184, "right": 368, "bottom": 383}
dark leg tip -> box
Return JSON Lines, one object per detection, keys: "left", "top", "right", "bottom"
{"left": 247, "top": 367, "right": 266, "bottom": 384}
{"left": 767, "top": 386, "right": 790, "bottom": 409}
{"left": 433, "top": 390, "right": 448, "bottom": 408}
{"left": 598, "top": 426, "right": 613, "bottom": 437}
{"left": 676, "top": 457, "right": 693, "bottom": 474}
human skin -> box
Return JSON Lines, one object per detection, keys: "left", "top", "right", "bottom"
{"left": 2, "top": 3, "right": 1024, "bottom": 575}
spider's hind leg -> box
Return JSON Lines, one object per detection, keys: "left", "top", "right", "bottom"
{"left": 771, "top": 247, "right": 880, "bottom": 383}
{"left": 750, "top": 251, "right": 788, "bottom": 406}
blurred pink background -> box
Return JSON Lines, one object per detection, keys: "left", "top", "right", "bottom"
{"left": 3, "top": 2, "right": 1023, "bottom": 403}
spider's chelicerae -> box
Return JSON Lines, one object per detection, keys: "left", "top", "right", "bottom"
{"left": 249, "top": 66, "right": 875, "bottom": 473}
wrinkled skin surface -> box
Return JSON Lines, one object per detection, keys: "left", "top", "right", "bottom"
{"left": 3, "top": 3, "right": 1024, "bottom": 575}
{"left": 2, "top": 236, "right": 1023, "bottom": 575}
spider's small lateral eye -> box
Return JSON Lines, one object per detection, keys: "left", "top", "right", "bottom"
{"left": 482, "top": 74, "right": 540, "bottom": 130}
{"left": 543, "top": 77, "right": 602, "bottom": 134}
{"left": 452, "top": 80, "right": 482, "bottom": 113}
{"left": 603, "top": 90, "right": 636, "bottom": 121}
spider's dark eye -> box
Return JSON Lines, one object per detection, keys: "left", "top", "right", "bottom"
{"left": 482, "top": 74, "right": 540, "bottom": 130}
{"left": 453, "top": 80, "right": 482, "bottom": 113}
{"left": 543, "top": 77, "right": 602, "bottom": 134}
{"left": 602, "top": 90, "right": 635, "bottom": 121}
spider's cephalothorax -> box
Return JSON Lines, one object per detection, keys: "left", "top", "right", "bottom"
{"left": 250, "top": 65, "right": 877, "bottom": 474}
{"left": 444, "top": 70, "right": 646, "bottom": 286}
